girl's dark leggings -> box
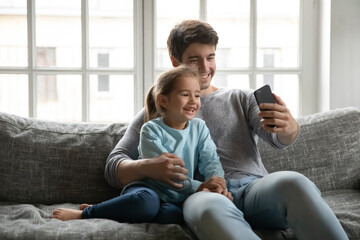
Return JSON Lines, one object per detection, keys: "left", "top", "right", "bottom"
{"left": 81, "top": 184, "right": 183, "bottom": 224}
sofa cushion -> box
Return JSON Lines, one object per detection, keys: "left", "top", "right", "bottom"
{"left": 0, "top": 112, "right": 127, "bottom": 204}
{"left": 258, "top": 107, "right": 360, "bottom": 192}
{"left": 0, "top": 203, "right": 196, "bottom": 240}
{"left": 323, "top": 189, "right": 360, "bottom": 240}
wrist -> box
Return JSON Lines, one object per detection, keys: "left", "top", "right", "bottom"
{"left": 278, "top": 123, "right": 299, "bottom": 145}
{"left": 137, "top": 158, "right": 151, "bottom": 178}
{"left": 117, "top": 159, "right": 147, "bottom": 186}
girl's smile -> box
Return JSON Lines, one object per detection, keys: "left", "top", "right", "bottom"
{"left": 159, "top": 75, "right": 201, "bottom": 130}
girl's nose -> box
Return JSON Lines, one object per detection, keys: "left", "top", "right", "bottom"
{"left": 189, "top": 95, "right": 196, "bottom": 103}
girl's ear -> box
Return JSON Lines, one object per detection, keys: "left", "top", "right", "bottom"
{"left": 157, "top": 94, "right": 168, "bottom": 109}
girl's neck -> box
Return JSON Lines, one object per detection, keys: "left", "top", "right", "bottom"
{"left": 163, "top": 116, "right": 187, "bottom": 130}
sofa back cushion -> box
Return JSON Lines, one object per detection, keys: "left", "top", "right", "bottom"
{"left": 258, "top": 107, "right": 360, "bottom": 192}
{"left": 0, "top": 112, "right": 127, "bottom": 204}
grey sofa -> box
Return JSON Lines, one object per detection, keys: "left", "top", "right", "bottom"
{"left": 0, "top": 107, "right": 359, "bottom": 240}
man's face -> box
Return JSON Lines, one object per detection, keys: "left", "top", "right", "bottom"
{"left": 180, "top": 43, "right": 216, "bottom": 91}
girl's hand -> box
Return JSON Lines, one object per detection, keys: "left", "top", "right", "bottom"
{"left": 196, "top": 176, "right": 226, "bottom": 193}
{"left": 197, "top": 177, "right": 233, "bottom": 201}
{"left": 221, "top": 189, "right": 233, "bottom": 202}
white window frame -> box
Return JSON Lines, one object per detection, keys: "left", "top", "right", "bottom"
{"left": 144, "top": 0, "right": 317, "bottom": 117}
{"left": 0, "top": 0, "right": 317, "bottom": 121}
{"left": 0, "top": 0, "right": 144, "bottom": 122}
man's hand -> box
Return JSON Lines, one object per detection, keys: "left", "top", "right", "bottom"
{"left": 258, "top": 93, "right": 299, "bottom": 145}
{"left": 196, "top": 176, "right": 233, "bottom": 201}
{"left": 141, "top": 152, "right": 188, "bottom": 188}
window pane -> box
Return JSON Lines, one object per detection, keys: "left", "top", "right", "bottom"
{"left": 89, "top": 0, "right": 133, "bottom": 68}
{"left": 36, "top": 75, "right": 82, "bottom": 122}
{"left": 0, "top": 1, "right": 27, "bottom": 67}
{"left": 0, "top": 74, "right": 28, "bottom": 116}
{"left": 89, "top": 74, "right": 134, "bottom": 123}
{"left": 207, "top": 0, "right": 250, "bottom": 68}
{"left": 256, "top": 74, "right": 299, "bottom": 118}
{"left": 213, "top": 74, "right": 250, "bottom": 89}
{"left": 36, "top": 0, "right": 81, "bottom": 67}
{"left": 156, "top": 0, "right": 199, "bottom": 68}
{"left": 257, "top": 0, "right": 299, "bottom": 68}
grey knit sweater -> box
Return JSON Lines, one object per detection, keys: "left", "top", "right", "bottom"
{"left": 105, "top": 88, "right": 290, "bottom": 189}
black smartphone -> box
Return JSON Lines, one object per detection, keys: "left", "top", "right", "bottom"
{"left": 254, "top": 84, "right": 276, "bottom": 106}
{"left": 254, "top": 84, "right": 277, "bottom": 127}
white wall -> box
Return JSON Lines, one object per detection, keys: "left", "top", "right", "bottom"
{"left": 329, "top": 0, "right": 360, "bottom": 110}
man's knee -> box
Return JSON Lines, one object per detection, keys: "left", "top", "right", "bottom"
{"left": 273, "top": 171, "right": 321, "bottom": 201}
{"left": 183, "top": 192, "right": 257, "bottom": 240}
{"left": 184, "top": 192, "right": 242, "bottom": 223}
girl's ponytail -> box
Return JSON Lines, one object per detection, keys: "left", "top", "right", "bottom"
{"left": 144, "top": 85, "right": 160, "bottom": 122}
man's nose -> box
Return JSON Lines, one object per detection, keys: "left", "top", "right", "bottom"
{"left": 198, "top": 59, "right": 209, "bottom": 72}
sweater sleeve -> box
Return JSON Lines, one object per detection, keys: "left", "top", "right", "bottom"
{"left": 104, "top": 109, "right": 145, "bottom": 189}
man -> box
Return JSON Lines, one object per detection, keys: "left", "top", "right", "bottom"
{"left": 105, "top": 20, "right": 348, "bottom": 240}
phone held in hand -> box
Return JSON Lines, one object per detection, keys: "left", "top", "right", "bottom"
{"left": 254, "top": 84, "right": 276, "bottom": 106}
{"left": 254, "top": 84, "right": 276, "bottom": 128}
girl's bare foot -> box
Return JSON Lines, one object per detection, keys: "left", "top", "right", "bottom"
{"left": 79, "top": 204, "right": 92, "bottom": 210}
{"left": 52, "top": 208, "right": 82, "bottom": 221}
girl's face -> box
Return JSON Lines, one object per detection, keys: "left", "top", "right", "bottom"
{"left": 159, "top": 75, "right": 201, "bottom": 130}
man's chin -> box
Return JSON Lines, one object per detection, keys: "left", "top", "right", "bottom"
{"left": 200, "top": 82, "right": 211, "bottom": 90}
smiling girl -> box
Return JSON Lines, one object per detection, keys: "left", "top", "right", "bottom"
{"left": 52, "top": 66, "right": 227, "bottom": 224}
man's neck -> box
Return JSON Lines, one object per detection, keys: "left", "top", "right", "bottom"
{"left": 200, "top": 85, "right": 218, "bottom": 97}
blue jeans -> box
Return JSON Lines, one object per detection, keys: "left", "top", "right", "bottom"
{"left": 82, "top": 185, "right": 183, "bottom": 224}
{"left": 183, "top": 171, "right": 348, "bottom": 240}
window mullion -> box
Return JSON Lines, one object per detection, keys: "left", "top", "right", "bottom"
{"left": 81, "top": 0, "right": 89, "bottom": 122}
{"left": 27, "top": 0, "right": 36, "bottom": 118}
{"left": 134, "top": 0, "right": 144, "bottom": 114}
{"left": 143, "top": 0, "right": 155, "bottom": 108}
{"left": 199, "top": 0, "right": 207, "bottom": 21}
{"left": 249, "top": 0, "right": 257, "bottom": 89}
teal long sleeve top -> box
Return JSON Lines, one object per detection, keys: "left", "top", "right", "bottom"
{"left": 133, "top": 117, "right": 224, "bottom": 204}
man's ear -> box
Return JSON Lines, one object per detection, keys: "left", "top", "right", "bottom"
{"left": 157, "top": 94, "right": 168, "bottom": 109}
{"left": 170, "top": 56, "right": 180, "bottom": 67}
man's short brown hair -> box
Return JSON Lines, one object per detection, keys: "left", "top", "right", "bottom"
{"left": 167, "top": 19, "right": 219, "bottom": 63}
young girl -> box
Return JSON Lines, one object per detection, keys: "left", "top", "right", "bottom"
{"left": 52, "top": 66, "right": 226, "bottom": 224}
